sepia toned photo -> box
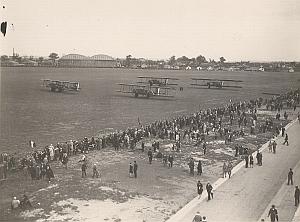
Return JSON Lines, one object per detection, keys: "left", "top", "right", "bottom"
{"left": 1, "top": 0, "right": 300, "bottom": 221}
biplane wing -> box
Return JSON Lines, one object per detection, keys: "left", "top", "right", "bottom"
{"left": 137, "top": 76, "right": 179, "bottom": 86}
{"left": 191, "top": 78, "right": 243, "bottom": 82}
{"left": 137, "top": 76, "right": 179, "bottom": 80}
{"left": 191, "top": 78, "right": 243, "bottom": 89}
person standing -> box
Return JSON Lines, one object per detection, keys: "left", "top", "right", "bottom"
{"left": 147, "top": 149, "right": 153, "bottom": 164}
{"left": 11, "top": 197, "right": 20, "bottom": 210}
{"left": 61, "top": 153, "right": 68, "bottom": 169}
{"left": 295, "top": 186, "right": 300, "bottom": 206}
{"left": 81, "top": 162, "right": 87, "bottom": 178}
{"left": 245, "top": 155, "right": 249, "bottom": 168}
{"left": 197, "top": 160, "right": 202, "bottom": 176}
{"left": 203, "top": 141, "right": 207, "bottom": 155}
{"left": 288, "top": 168, "right": 293, "bottom": 185}
{"left": 189, "top": 158, "right": 195, "bottom": 176}
{"left": 168, "top": 154, "right": 174, "bottom": 168}
{"left": 141, "top": 141, "right": 145, "bottom": 152}
{"left": 272, "top": 141, "right": 277, "bottom": 154}
{"left": 206, "top": 182, "right": 213, "bottom": 201}
{"left": 281, "top": 127, "right": 285, "bottom": 137}
{"left": 256, "top": 151, "right": 262, "bottom": 166}
{"left": 92, "top": 164, "right": 99, "bottom": 178}
{"left": 46, "top": 165, "right": 54, "bottom": 182}
{"left": 223, "top": 162, "right": 227, "bottom": 178}
{"left": 197, "top": 180, "right": 203, "bottom": 199}
{"left": 227, "top": 161, "right": 233, "bottom": 178}
{"left": 129, "top": 163, "right": 133, "bottom": 178}
{"left": 133, "top": 161, "right": 138, "bottom": 178}
{"left": 283, "top": 133, "right": 289, "bottom": 146}
{"left": 249, "top": 155, "right": 254, "bottom": 168}
{"left": 267, "top": 205, "right": 278, "bottom": 222}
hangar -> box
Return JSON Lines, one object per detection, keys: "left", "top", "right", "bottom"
{"left": 59, "top": 54, "right": 116, "bottom": 68}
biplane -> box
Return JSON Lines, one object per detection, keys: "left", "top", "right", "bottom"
{"left": 191, "top": 78, "right": 243, "bottom": 89}
{"left": 137, "top": 76, "right": 179, "bottom": 87}
{"left": 117, "top": 83, "right": 174, "bottom": 98}
{"left": 41, "top": 79, "right": 80, "bottom": 92}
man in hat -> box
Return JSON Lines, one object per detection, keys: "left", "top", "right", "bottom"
{"left": 197, "top": 180, "right": 203, "bottom": 199}
{"left": 288, "top": 168, "right": 293, "bottom": 185}
{"left": 206, "top": 182, "right": 213, "bottom": 201}
{"left": 268, "top": 205, "right": 278, "bottom": 222}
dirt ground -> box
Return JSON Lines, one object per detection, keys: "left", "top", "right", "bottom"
{"left": 0, "top": 106, "right": 295, "bottom": 222}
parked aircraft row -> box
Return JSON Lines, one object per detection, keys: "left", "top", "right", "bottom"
{"left": 41, "top": 76, "right": 244, "bottom": 99}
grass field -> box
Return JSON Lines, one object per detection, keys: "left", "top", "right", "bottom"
{"left": 1, "top": 67, "right": 299, "bottom": 154}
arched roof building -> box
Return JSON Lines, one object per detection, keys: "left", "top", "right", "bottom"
{"left": 59, "top": 54, "right": 116, "bottom": 68}
{"left": 60, "top": 54, "right": 89, "bottom": 60}
{"left": 90, "top": 54, "right": 114, "bottom": 61}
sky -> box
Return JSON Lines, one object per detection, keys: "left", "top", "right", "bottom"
{"left": 1, "top": 0, "right": 300, "bottom": 61}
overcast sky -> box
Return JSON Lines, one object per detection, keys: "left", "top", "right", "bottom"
{"left": 1, "top": 0, "right": 300, "bottom": 61}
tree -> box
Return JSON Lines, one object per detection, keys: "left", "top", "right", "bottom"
{"left": 168, "top": 56, "right": 176, "bottom": 66}
{"left": 219, "top": 57, "right": 226, "bottom": 64}
{"left": 1, "top": 55, "right": 9, "bottom": 61}
{"left": 38, "top": 57, "right": 44, "bottom": 66}
{"left": 125, "top": 55, "right": 132, "bottom": 67}
{"left": 49, "top": 53, "right": 59, "bottom": 66}
{"left": 49, "top": 52, "right": 59, "bottom": 61}
{"left": 176, "top": 56, "right": 190, "bottom": 66}
{"left": 196, "top": 55, "right": 207, "bottom": 65}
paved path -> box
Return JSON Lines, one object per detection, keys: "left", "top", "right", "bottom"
{"left": 167, "top": 119, "right": 300, "bottom": 222}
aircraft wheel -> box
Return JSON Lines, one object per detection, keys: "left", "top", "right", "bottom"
{"left": 146, "top": 93, "right": 150, "bottom": 98}
{"left": 50, "top": 87, "right": 55, "bottom": 92}
{"left": 135, "top": 93, "right": 138, "bottom": 98}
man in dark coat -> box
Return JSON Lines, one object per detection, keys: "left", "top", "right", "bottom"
{"left": 281, "top": 127, "right": 285, "bottom": 137}
{"left": 245, "top": 155, "right": 249, "bottom": 168}
{"left": 256, "top": 151, "right": 262, "bottom": 166}
{"left": 81, "top": 162, "right": 87, "bottom": 178}
{"left": 168, "top": 155, "right": 174, "bottom": 168}
{"left": 268, "top": 205, "right": 278, "bottom": 222}
{"left": 129, "top": 162, "right": 133, "bottom": 178}
{"left": 206, "top": 182, "right": 213, "bottom": 200}
{"left": 197, "top": 180, "right": 203, "bottom": 199}
{"left": 197, "top": 160, "right": 202, "bottom": 176}
{"left": 133, "top": 161, "right": 138, "bottom": 178}
{"left": 288, "top": 168, "right": 293, "bottom": 185}
{"left": 295, "top": 186, "right": 300, "bottom": 206}
{"left": 46, "top": 165, "right": 54, "bottom": 182}
{"left": 189, "top": 158, "right": 195, "bottom": 175}
{"left": 148, "top": 149, "right": 153, "bottom": 164}
{"left": 283, "top": 133, "right": 289, "bottom": 146}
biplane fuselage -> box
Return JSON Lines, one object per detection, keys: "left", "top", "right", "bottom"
{"left": 42, "top": 79, "right": 80, "bottom": 92}
{"left": 117, "top": 76, "right": 178, "bottom": 98}
{"left": 117, "top": 83, "right": 173, "bottom": 98}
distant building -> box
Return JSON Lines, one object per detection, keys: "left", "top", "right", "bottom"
{"left": 58, "top": 54, "right": 116, "bottom": 68}
{"left": 22, "top": 59, "right": 38, "bottom": 67}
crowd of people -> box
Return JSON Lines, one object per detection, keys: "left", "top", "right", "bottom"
{"left": 1, "top": 89, "right": 299, "bottom": 177}
{"left": 1, "top": 88, "right": 299, "bottom": 216}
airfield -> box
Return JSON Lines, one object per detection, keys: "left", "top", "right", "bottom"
{"left": 0, "top": 67, "right": 300, "bottom": 221}
{"left": 1, "top": 67, "right": 299, "bottom": 152}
